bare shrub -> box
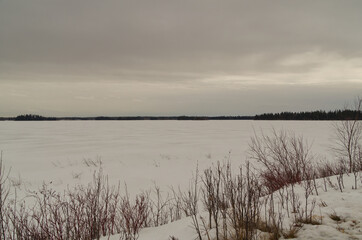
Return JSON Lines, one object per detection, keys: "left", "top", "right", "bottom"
{"left": 169, "top": 187, "right": 183, "bottom": 223}
{"left": 0, "top": 152, "right": 10, "bottom": 240}
{"left": 1, "top": 166, "right": 150, "bottom": 240}
{"left": 331, "top": 97, "right": 361, "bottom": 177}
{"left": 182, "top": 166, "right": 202, "bottom": 240}
{"left": 249, "top": 129, "right": 314, "bottom": 192}
{"left": 230, "top": 162, "right": 262, "bottom": 240}
{"left": 200, "top": 161, "right": 263, "bottom": 240}
{"left": 149, "top": 185, "right": 170, "bottom": 227}
{"left": 316, "top": 159, "right": 336, "bottom": 192}
{"left": 248, "top": 129, "right": 323, "bottom": 231}
{"left": 119, "top": 190, "right": 150, "bottom": 240}
{"left": 201, "top": 162, "right": 222, "bottom": 240}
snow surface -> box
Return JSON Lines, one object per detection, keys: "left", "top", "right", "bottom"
{"left": 103, "top": 173, "right": 362, "bottom": 240}
{"left": 1, "top": 120, "right": 360, "bottom": 239}
{"left": 0, "top": 120, "right": 332, "bottom": 195}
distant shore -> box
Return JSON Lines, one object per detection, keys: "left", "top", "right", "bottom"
{"left": 0, "top": 115, "right": 254, "bottom": 121}
{"left": 0, "top": 110, "right": 361, "bottom": 121}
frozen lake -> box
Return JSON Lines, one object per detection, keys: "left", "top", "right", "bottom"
{"left": 0, "top": 120, "right": 335, "bottom": 195}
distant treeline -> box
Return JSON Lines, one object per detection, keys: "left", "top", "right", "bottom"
{"left": 0, "top": 110, "right": 360, "bottom": 121}
{"left": 254, "top": 110, "right": 362, "bottom": 120}
{"left": 13, "top": 114, "right": 57, "bottom": 121}
{"left": 93, "top": 116, "right": 254, "bottom": 120}
{"left": 1, "top": 114, "right": 253, "bottom": 121}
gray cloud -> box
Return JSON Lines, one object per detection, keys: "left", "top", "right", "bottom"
{"left": 1, "top": 0, "right": 362, "bottom": 116}
{"left": 0, "top": 80, "right": 360, "bottom": 117}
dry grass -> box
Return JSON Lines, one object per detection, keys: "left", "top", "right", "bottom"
{"left": 282, "top": 227, "right": 300, "bottom": 239}
{"left": 329, "top": 213, "right": 342, "bottom": 222}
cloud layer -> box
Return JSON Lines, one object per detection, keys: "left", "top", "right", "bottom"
{"left": 1, "top": 0, "right": 362, "bottom": 116}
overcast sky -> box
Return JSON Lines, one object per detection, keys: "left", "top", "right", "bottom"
{"left": 1, "top": 0, "right": 362, "bottom": 117}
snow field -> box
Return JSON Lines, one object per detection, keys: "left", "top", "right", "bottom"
{"left": 1, "top": 120, "right": 361, "bottom": 239}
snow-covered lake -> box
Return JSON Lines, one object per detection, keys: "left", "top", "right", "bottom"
{"left": 0, "top": 120, "right": 335, "bottom": 195}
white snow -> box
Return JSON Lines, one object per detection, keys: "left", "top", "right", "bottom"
{"left": 1, "top": 120, "right": 360, "bottom": 239}
{"left": 103, "top": 173, "right": 362, "bottom": 240}
{"left": 294, "top": 176, "right": 362, "bottom": 240}
{"left": 0, "top": 120, "right": 332, "bottom": 194}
